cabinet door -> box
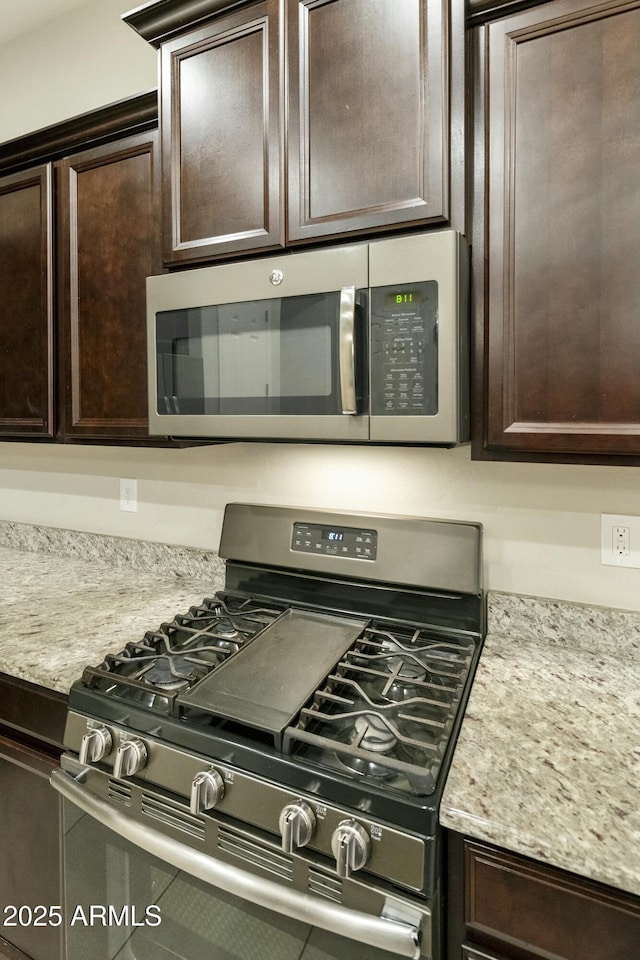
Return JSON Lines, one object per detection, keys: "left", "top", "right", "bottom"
{"left": 161, "top": 0, "right": 283, "bottom": 264}
{"left": 0, "top": 165, "right": 54, "bottom": 438}
{"left": 287, "top": 0, "right": 449, "bottom": 243}
{"left": 58, "top": 131, "right": 161, "bottom": 440}
{"left": 0, "top": 736, "right": 62, "bottom": 960}
{"left": 475, "top": 0, "right": 640, "bottom": 463}
{"left": 464, "top": 840, "right": 640, "bottom": 960}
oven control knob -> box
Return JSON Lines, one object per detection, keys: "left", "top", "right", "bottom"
{"left": 190, "top": 769, "right": 225, "bottom": 814}
{"left": 331, "top": 820, "right": 371, "bottom": 878}
{"left": 79, "top": 725, "right": 113, "bottom": 765}
{"left": 112, "top": 738, "right": 148, "bottom": 779}
{"left": 279, "top": 800, "right": 316, "bottom": 853}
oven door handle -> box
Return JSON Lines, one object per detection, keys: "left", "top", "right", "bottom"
{"left": 51, "top": 768, "right": 425, "bottom": 960}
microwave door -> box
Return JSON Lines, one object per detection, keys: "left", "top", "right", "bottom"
{"left": 147, "top": 244, "right": 370, "bottom": 441}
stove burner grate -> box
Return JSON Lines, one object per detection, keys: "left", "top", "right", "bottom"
{"left": 283, "top": 623, "right": 475, "bottom": 795}
{"left": 81, "top": 594, "right": 284, "bottom": 713}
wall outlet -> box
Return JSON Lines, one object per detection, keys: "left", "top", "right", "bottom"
{"left": 120, "top": 478, "right": 138, "bottom": 513}
{"left": 601, "top": 514, "right": 640, "bottom": 568}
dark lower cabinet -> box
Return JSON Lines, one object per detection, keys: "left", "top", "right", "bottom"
{"left": 447, "top": 833, "right": 640, "bottom": 960}
{"left": 0, "top": 676, "right": 66, "bottom": 960}
{"left": 0, "top": 740, "right": 62, "bottom": 960}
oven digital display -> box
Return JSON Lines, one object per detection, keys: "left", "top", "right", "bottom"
{"left": 322, "top": 528, "right": 344, "bottom": 542}
{"left": 292, "top": 522, "right": 377, "bottom": 560}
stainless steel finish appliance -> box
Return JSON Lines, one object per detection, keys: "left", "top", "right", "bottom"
{"left": 52, "top": 504, "right": 484, "bottom": 960}
{"left": 146, "top": 230, "right": 469, "bottom": 444}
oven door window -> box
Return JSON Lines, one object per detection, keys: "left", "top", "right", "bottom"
{"left": 155, "top": 292, "right": 364, "bottom": 417}
{"left": 62, "top": 802, "right": 407, "bottom": 960}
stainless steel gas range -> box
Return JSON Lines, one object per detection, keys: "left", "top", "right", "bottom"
{"left": 51, "top": 504, "right": 484, "bottom": 960}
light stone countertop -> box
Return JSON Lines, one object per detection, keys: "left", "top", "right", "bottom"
{"left": 0, "top": 522, "right": 225, "bottom": 694}
{"left": 440, "top": 592, "right": 640, "bottom": 898}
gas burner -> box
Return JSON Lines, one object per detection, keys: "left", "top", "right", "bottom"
{"left": 354, "top": 714, "right": 397, "bottom": 754}
{"left": 387, "top": 658, "right": 427, "bottom": 682}
{"left": 109, "top": 634, "right": 232, "bottom": 690}
{"left": 383, "top": 657, "right": 429, "bottom": 701}
{"left": 138, "top": 658, "right": 199, "bottom": 691}
{"left": 210, "top": 618, "right": 239, "bottom": 640}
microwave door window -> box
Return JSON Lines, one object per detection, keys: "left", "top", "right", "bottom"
{"left": 156, "top": 309, "right": 206, "bottom": 415}
{"left": 155, "top": 293, "right": 345, "bottom": 417}
{"left": 278, "top": 294, "right": 334, "bottom": 404}
{"left": 214, "top": 302, "right": 288, "bottom": 412}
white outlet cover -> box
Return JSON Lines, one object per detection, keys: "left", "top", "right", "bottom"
{"left": 120, "top": 478, "right": 138, "bottom": 513}
{"left": 601, "top": 514, "right": 640, "bottom": 568}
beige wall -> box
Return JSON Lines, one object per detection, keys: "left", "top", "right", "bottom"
{"left": 0, "top": 1, "right": 639, "bottom": 612}
{"left": 0, "top": 0, "right": 156, "bottom": 142}
{"left": 1, "top": 441, "right": 639, "bottom": 613}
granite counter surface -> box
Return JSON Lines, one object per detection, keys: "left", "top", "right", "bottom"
{"left": 440, "top": 592, "right": 640, "bottom": 898}
{"left": 0, "top": 522, "right": 225, "bottom": 694}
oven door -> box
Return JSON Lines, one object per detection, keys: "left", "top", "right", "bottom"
{"left": 52, "top": 760, "right": 434, "bottom": 960}
{"left": 146, "top": 243, "right": 369, "bottom": 441}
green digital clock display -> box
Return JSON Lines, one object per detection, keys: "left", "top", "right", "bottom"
{"left": 386, "top": 290, "right": 422, "bottom": 308}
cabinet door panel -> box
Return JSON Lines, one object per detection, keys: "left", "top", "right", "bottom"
{"left": 287, "top": 0, "right": 448, "bottom": 242}
{"left": 59, "top": 131, "right": 161, "bottom": 439}
{"left": 161, "top": 0, "right": 283, "bottom": 263}
{"left": 0, "top": 737, "right": 62, "bottom": 960}
{"left": 480, "top": 0, "right": 640, "bottom": 460}
{"left": 0, "top": 165, "right": 54, "bottom": 437}
{"left": 465, "top": 841, "right": 640, "bottom": 960}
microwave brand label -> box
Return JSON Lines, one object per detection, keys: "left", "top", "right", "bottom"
{"left": 269, "top": 269, "right": 284, "bottom": 286}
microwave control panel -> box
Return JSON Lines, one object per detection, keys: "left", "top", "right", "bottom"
{"left": 370, "top": 280, "right": 438, "bottom": 416}
{"left": 291, "top": 523, "right": 378, "bottom": 561}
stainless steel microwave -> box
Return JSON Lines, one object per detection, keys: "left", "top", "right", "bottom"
{"left": 146, "top": 230, "right": 469, "bottom": 444}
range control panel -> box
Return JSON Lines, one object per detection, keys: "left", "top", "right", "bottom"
{"left": 370, "top": 279, "right": 439, "bottom": 416}
{"left": 291, "top": 522, "right": 378, "bottom": 560}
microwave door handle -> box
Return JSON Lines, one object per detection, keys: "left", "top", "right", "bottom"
{"left": 50, "top": 767, "right": 424, "bottom": 960}
{"left": 339, "top": 285, "right": 357, "bottom": 414}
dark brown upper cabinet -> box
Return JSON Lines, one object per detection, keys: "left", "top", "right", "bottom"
{"left": 0, "top": 92, "right": 159, "bottom": 445}
{"left": 126, "top": 0, "right": 462, "bottom": 265}
{"left": 160, "top": 0, "right": 284, "bottom": 263}
{"left": 58, "top": 131, "right": 161, "bottom": 440}
{"left": 471, "top": 0, "right": 640, "bottom": 465}
{"left": 286, "top": 0, "right": 449, "bottom": 243}
{"left": 0, "top": 165, "right": 54, "bottom": 438}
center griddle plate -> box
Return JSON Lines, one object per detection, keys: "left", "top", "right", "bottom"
{"left": 176, "top": 609, "right": 368, "bottom": 744}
